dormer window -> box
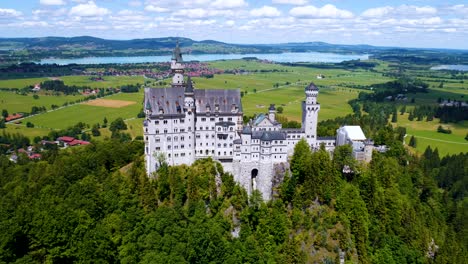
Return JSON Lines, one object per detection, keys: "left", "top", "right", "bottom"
{"left": 215, "top": 104, "right": 219, "bottom": 112}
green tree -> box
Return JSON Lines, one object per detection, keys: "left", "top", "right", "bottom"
{"left": 276, "top": 106, "right": 284, "bottom": 114}
{"left": 91, "top": 124, "right": 101, "bottom": 137}
{"left": 109, "top": 118, "right": 127, "bottom": 133}
{"left": 409, "top": 135, "right": 416, "bottom": 147}
{"left": 2, "top": 109, "right": 8, "bottom": 118}
{"left": 400, "top": 105, "right": 406, "bottom": 115}
{"left": 0, "top": 119, "right": 5, "bottom": 129}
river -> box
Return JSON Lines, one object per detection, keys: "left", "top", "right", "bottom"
{"left": 39, "top": 52, "right": 369, "bottom": 65}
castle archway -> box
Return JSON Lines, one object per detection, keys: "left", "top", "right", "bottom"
{"left": 251, "top": 169, "right": 258, "bottom": 191}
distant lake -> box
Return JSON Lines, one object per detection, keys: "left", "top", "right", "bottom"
{"left": 39, "top": 52, "right": 369, "bottom": 65}
{"left": 430, "top": 65, "right": 468, "bottom": 71}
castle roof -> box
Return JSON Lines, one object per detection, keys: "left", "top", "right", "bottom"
{"left": 194, "top": 89, "right": 242, "bottom": 114}
{"left": 252, "top": 131, "right": 286, "bottom": 141}
{"left": 185, "top": 76, "right": 194, "bottom": 93}
{"left": 340, "top": 126, "right": 366, "bottom": 141}
{"left": 269, "top": 104, "right": 276, "bottom": 111}
{"left": 144, "top": 87, "right": 185, "bottom": 116}
{"left": 242, "top": 125, "right": 252, "bottom": 134}
{"left": 306, "top": 82, "right": 319, "bottom": 91}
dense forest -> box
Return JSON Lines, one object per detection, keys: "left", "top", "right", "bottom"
{"left": 0, "top": 128, "right": 466, "bottom": 263}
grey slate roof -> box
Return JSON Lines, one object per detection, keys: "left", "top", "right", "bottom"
{"left": 242, "top": 125, "right": 252, "bottom": 134}
{"left": 268, "top": 104, "right": 276, "bottom": 111}
{"left": 306, "top": 82, "right": 319, "bottom": 91}
{"left": 144, "top": 87, "right": 185, "bottom": 115}
{"left": 252, "top": 131, "right": 286, "bottom": 141}
{"left": 185, "top": 76, "right": 194, "bottom": 93}
{"left": 194, "top": 89, "right": 242, "bottom": 114}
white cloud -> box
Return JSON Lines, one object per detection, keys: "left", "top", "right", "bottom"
{"left": 272, "top": 0, "right": 307, "bottom": 5}
{"left": 173, "top": 8, "right": 235, "bottom": 18}
{"left": 250, "top": 6, "right": 281, "bottom": 17}
{"left": 32, "top": 8, "right": 67, "bottom": 17}
{"left": 212, "top": 0, "right": 247, "bottom": 9}
{"left": 145, "top": 5, "right": 169, "bottom": 12}
{"left": 361, "top": 5, "right": 437, "bottom": 18}
{"left": 0, "top": 8, "right": 22, "bottom": 17}
{"left": 128, "top": 0, "right": 142, "bottom": 7}
{"left": 290, "top": 4, "right": 353, "bottom": 19}
{"left": 69, "top": 1, "right": 110, "bottom": 17}
{"left": 17, "top": 21, "right": 49, "bottom": 27}
{"left": 225, "top": 20, "right": 235, "bottom": 26}
{"left": 40, "top": 0, "right": 66, "bottom": 5}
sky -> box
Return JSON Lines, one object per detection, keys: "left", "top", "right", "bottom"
{"left": 0, "top": 0, "right": 467, "bottom": 49}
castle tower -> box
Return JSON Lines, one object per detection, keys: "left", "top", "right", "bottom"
{"left": 171, "top": 41, "right": 184, "bottom": 87}
{"left": 303, "top": 82, "right": 320, "bottom": 146}
{"left": 184, "top": 76, "right": 196, "bottom": 162}
{"left": 268, "top": 104, "right": 276, "bottom": 122}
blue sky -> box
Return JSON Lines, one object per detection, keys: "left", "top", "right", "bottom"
{"left": 0, "top": 0, "right": 467, "bottom": 49}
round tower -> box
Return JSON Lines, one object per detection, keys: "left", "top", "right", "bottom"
{"left": 303, "top": 82, "right": 320, "bottom": 146}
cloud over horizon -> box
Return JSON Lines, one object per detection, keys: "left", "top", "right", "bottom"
{"left": 0, "top": 0, "right": 467, "bottom": 49}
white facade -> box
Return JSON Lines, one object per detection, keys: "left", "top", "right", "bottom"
{"left": 144, "top": 44, "right": 371, "bottom": 200}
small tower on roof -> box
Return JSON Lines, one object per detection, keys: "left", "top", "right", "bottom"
{"left": 171, "top": 40, "right": 185, "bottom": 87}
{"left": 268, "top": 104, "right": 276, "bottom": 122}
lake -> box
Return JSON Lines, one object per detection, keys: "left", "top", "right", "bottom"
{"left": 430, "top": 65, "right": 468, "bottom": 71}
{"left": 39, "top": 52, "right": 369, "bottom": 65}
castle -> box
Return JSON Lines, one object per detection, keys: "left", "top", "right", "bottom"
{"left": 144, "top": 43, "right": 372, "bottom": 200}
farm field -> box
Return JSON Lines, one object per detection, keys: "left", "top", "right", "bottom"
{"left": 0, "top": 75, "right": 144, "bottom": 89}
{"left": 0, "top": 91, "right": 86, "bottom": 113}
{"left": 20, "top": 92, "right": 143, "bottom": 130}
{"left": 396, "top": 113, "right": 467, "bottom": 156}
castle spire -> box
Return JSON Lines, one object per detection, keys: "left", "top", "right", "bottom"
{"left": 171, "top": 40, "right": 185, "bottom": 87}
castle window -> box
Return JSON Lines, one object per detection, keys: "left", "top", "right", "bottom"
{"left": 174, "top": 128, "right": 178, "bottom": 133}
{"left": 175, "top": 153, "right": 178, "bottom": 157}
{"left": 174, "top": 145, "right": 178, "bottom": 149}
{"left": 167, "top": 136, "right": 171, "bottom": 141}
{"left": 168, "top": 145, "right": 171, "bottom": 149}
{"left": 163, "top": 120, "right": 168, "bottom": 124}
{"left": 230, "top": 127, "right": 233, "bottom": 131}
{"left": 201, "top": 118, "right": 206, "bottom": 121}
{"left": 180, "top": 119, "right": 185, "bottom": 123}
{"left": 219, "top": 118, "right": 223, "bottom": 121}
{"left": 206, "top": 134, "right": 209, "bottom": 138}
{"left": 224, "top": 143, "right": 227, "bottom": 147}
{"left": 156, "top": 147, "right": 160, "bottom": 150}
{"left": 196, "top": 134, "right": 200, "bottom": 139}
{"left": 145, "top": 136, "right": 148, "bottom": 141}
{"left": 181, "top": 153, "right": 185, "bottom": 157}
{"left": 156, "top": 130, "right": 159, "bottom": 134}
{"left": 180, "top": 129, "right": 185, "bottom": 132}
{"left": 218, "top": 152, "right": 221, "bottom": 155}
{"left": 145, "top": 128, "right": 148, "bottom": 133}
{"left": 168, "top": 154, "right": 171, "bottom": 157}
{"left": 181, "top": 136, "right": 184, "bottom": 141}
{"left": 228, "top": 117, "right": 232, "bottom": 121}
{"left": 188, "top": 127, "right": 192, "bottom": 131}
{"left": 218, "top": 143, "right": 221, "bottom": 147}
{"left": 206, "top": 126, "right": 209, "bottom": 130}
{"left": 210, "top": 118, "right": 215, "bottom": 121}
{"left": 164, "top": 129, "right": 167, "bottom": 134}
{"left": 155, "top": 137, "right": 160, "bottom": 142}
{"left": 155, "top": 121, "right": 159, "bottom": 124}
{"left": 174, "top": 136, "right": 178, "bottom": 141}
{"left": 181, "top": 144, "right": 185, "bottom": 149}
{"left": 174, "top": 119, "right": 177, "bottom": 123}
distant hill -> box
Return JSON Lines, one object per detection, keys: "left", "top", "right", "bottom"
{"left": 0, "top": 36, "right": 467, "bottom": 64}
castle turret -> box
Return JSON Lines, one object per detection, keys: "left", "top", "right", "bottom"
{"left": 171, "top": 41, "right": 184, "bottom": 87}
{"left": 303, "top": 82, "right": 320, "bottom": 146}
{"left": 268, "top": 104, "right": 276, "bottom": 122}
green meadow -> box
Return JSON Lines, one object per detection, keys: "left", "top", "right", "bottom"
{"left": 0, "top": 91, "right": 86, "bottom": 113}
{"left": 0, "top": 75, "right": 144, "bottom": 89}
{"left": 21, "top": 92, "right": 143, "bottom": 130}
{"left": 396, "top": 113, "right": 467, "bottom": 156}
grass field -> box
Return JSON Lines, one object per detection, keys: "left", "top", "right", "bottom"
{"left": 0, "top": 91, "right": 86, "bottom": 113}
{"left": 0, "top": 75, "right": 144, "bottom": 89}
{"left": 20, "top": 92, "right": 143, "bottom": 130}
{"left": 395, "top": 113, "right": 467, "bottom": 156}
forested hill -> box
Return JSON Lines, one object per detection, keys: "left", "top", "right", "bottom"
{"left": 1, "top": 36, "right": 467, "bottom": 65}
{"left": 0, "top": 135, "right": 466, "bottom": 262}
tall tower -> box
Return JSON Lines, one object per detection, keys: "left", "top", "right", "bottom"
{"left": 303, "top": 82, "right": 320, "bottom": 146}
{"left": 171, "top": 41, "right": 184, "bottom": 87}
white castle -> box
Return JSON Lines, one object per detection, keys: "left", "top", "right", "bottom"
{"left": 144, "top": 43, "right": 373, "bottom": 200}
